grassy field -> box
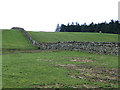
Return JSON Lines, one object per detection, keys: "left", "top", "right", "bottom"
{"left": 2, "top": 29, "right": 37, "bottom": 50}
{"left": 28, "top": 31, "right": 118, "bottom": 43}
{"left": 2, "top": 50, "right": 118, "bottom": 88}
{"left": 1, "top": 30, "right": 119, "bottom": 88}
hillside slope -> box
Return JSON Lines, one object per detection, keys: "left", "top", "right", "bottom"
{"left": 28, "top": 32, "right": 118, "bottom": 43}
{"left": 2, "top": 29, "right": 37, "bottom": 50}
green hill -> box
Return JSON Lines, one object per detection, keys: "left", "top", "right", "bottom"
{"left": 2, "top": 29, "right": 37, "bottom": 50}
{"left": 2, "top": 30, "right": 118, "bottom": 50}
{"left": 28, "top": 31, "right": 118, "bottom": 43}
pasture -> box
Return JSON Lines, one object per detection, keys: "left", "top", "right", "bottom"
{"left": 28, "top": 31, "right": 118, "bottom": 43}
{"left": 1, "top": 29, "right": 119, "bottom": 88}
{"left": 2, "top": 50, "right": 118, "bottom": 88}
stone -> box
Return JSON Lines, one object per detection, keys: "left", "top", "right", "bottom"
{"left": 11, "top": 27, "right": 24, "bottom": 30}
{"left": 16, "top": 27, "right": 119, "bottom": 56}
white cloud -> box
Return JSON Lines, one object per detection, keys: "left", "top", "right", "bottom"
{"left": 0, "top": 0, "right": 119, "bottom": 32}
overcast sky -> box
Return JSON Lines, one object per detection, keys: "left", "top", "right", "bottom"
{"left": 0, "top": 0, "right": 119, "bottom": 32}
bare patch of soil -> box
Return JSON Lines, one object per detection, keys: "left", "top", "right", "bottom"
{"left": 64, "top": 57, "right": 75, "bottom": 58}
{"left": 33, "top": 83, "right": 62, "bottom": 88}
{"left": 101, "top": 63, "right": 108, "bottom": 65}
{"left": 65, "top": 57, "right": 96, "bottom": 63}
{"left": 70, "top": 59, "right": 94, "bottom": 63}
{"left": 37, "top": 59, "right": 51, "bottom": 61}
{"left": 82, "top": 84, "right": 97, "bottom": 88}
{"left": 56, "top": 63, "right": 118, "bottom": 85}
{"left": 57, "top": 64, "right": 76, "bottom": 67}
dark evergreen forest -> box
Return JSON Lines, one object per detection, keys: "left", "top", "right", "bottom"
{"left": 57, "top": 20, "right": 120, "bottom": 34}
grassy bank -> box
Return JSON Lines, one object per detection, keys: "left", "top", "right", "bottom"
{"left": 2, "top": 30, "right": 37, "bottom": 50}
{"left": 28, "top": 31, "right": 118, "bottom": 43}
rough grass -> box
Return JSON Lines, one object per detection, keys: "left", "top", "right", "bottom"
{"left": 2, "top": 30, "right": 37, "bottom": 50}
{"left": 1, "top": 29, "right": 119, "bottom": 88}
{"left": 2, "top": 50, "right": 118, "bottom": 88}
{"left": 28, "top": 31, "right": 118, "bottom": 43}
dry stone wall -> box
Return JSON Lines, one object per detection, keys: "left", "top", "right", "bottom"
{"left": 11, "top": 27, "right": 119, "bottom": 56}
{"left": 11, "top": 27, "right": 39, "bottom": 47}
{"left": 39, "top": 41, "right": 119, "bottom": 56}
{"left": 21, "top": 29, "right": 39, "bottom": 46}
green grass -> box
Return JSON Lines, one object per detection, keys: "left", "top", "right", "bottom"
{"left": 2, "top": 50, "right": 118, "bottom": 88}
{"left": 2, "top": 29, "right": 119, "bottom": 88}
{"left": 28, "top": 31, "right": 118, "bottom": 43}
{"left": 2, "top": 30, "right": 37, "bottom": 50}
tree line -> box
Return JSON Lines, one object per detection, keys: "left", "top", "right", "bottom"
{"left": 56, "top": 20, "right": 120, "bottom": 34}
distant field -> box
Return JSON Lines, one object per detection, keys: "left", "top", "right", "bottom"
{"left": 28, "top": 32, "right": 118, "bottom": 43}
{"left": 2, "top": 51, "right": 118, "bottom": 88}
{"left": 2, "top": 30, "right": 37, "bottom": 50}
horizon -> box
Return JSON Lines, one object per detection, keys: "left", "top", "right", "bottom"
{"left": 0, "top": 19, "right": 119, "bottom": 32}
{"left": 0, "top": 0, "right": 119, "bottom": 32}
